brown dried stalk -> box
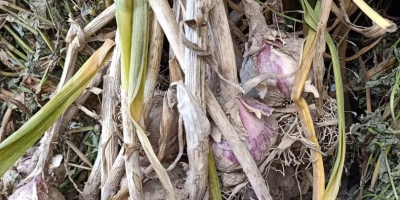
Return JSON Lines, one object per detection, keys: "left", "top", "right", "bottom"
{"left": 82, "top": 4, "right": 116, "bottom": 37}
{"left": 181, "top": 0, "right": 214, "bottom": 198}
{"left": 174, "top": 82, "right": 211, "bottom": 200}
{"left": 101, "top": 149, "right": 125, "bottom": 200}
{"left": 210, "top": 0, "right": 239, "bottom": 102}
{"left": 59, "top": 4, "right": 116, "bottom": 90}
{"left": 147, "top": 0, "right": 185, "bottom": 67}
{"left": 142, "top": 11, "right": 164, "bottom": 127}
{"left": 120, "top": 90, "right": 142, "bottom": 199}
{"left": 101, "top": 34, "right": 121, "bottom": 184}
{"left": 209, "top": 0, "right": 244, "bottom": 135}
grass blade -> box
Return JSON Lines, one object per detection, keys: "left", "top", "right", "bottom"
{"left": 208, "top": 145, "right": 222, "bottom": 200}
{"left": 323, "top": 33, "right": 346, "bottom": 200}
{"left": 300, "top": 1, "right": 347, "bottom": 199}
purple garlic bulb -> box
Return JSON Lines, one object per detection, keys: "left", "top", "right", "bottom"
{"left": 211, "top": 97, "right": 277, "bottom": 172}
{"left": 256, "top": 43, "right": 298, "bottom": 97}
